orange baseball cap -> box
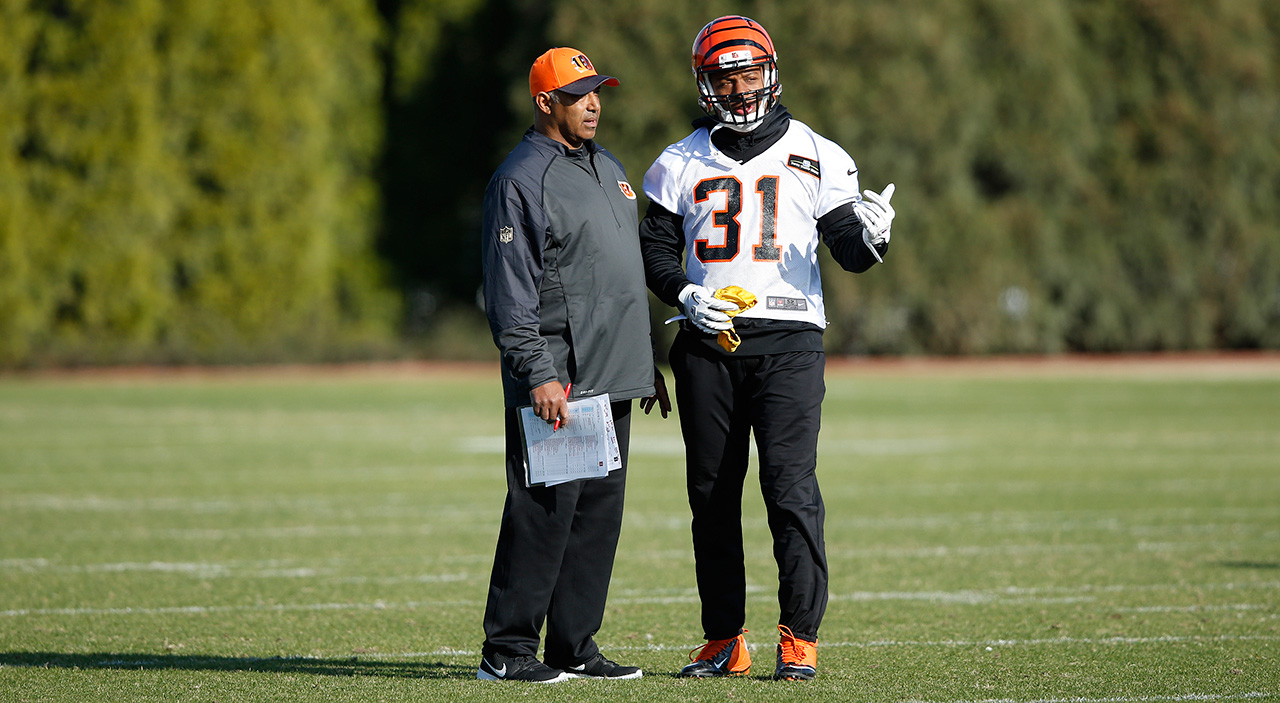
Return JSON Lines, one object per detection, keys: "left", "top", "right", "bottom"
{"left": 529, "top": 47, "right": 619, "bottom": 97}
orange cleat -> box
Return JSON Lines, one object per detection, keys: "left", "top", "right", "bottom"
{"left": 773, "top": 625, "right": 817, "bottom": 680}
{"left": 679, "top": 630, "right": 752, "bottom": 677}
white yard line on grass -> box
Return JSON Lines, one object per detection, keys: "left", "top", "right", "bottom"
{"left": 825, "top": 539, "right": 1278, "bottom": 559}
{"left": 6, "top": 583, "right": 1275, "bottom": 618}
{"left": 996, "top": 582, "right": 1280, "bottom": 596}
{"left": 0, "top": 558, "right": 472, "bottom": 583}
{"left": 3, "top": 572, "right": 1276, "bottom": 610}
{"left": 15, "top": 513, "right": 1276, "bottom": 551}
{"left": 822, "top": 506, "right": 1280, "bottom": 532}
{"left": 1113, "top": 604, "right": 1266, "bottom": 613}
{"left": 20, "top": 528, "right": 1264, "bottom": 548}
{"left": 0, "top": 600, "right": 476, "bottom": 618}
{"left": 9, "top": 496, "right": 1276, "bottom": 549}
{"left": 7, "top": 547, "right": 1279, "bottom": 604}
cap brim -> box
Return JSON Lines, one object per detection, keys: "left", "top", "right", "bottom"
{"left": 556, "top": 74, "right": 620, "bottom": 95}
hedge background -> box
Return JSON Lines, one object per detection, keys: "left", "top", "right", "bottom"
{"left": 2, "top": 0, "right": 1278, "bottom": 366}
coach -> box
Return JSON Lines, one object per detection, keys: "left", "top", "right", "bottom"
{"left": 476, "top": 47, "right": 669, "bottom": 683}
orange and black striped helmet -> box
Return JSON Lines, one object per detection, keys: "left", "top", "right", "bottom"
{"left": 691, "top": 15, "right": 781, "bottom": 129}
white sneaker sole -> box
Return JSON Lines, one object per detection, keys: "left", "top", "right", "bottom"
{"left": 568, "top": 669, "right": 644, "bottom": 680}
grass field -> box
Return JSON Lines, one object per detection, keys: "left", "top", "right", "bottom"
{"left": 2, "top": 358, "right": 1278, "bottom": 702}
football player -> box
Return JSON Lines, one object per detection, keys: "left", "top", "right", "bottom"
{"left": 639, "top": 15, "right": 896, "bottom": 681}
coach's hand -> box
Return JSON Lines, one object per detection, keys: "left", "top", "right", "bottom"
{"left": 641, "top": 366, "right": 671, "bottom": 419}
{"left": 530, "top": 380, "right": 569, "bottom": 427}
{"left": 678, "top": 284, "right": 737, "bottom": 334}
{"left": 857, "top": 183, "right": 895, "bottom": 263}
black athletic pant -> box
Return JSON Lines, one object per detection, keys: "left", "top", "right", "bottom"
{"left": 481, "top": 400, "right": 632, "bottom": 665}
{"left": 670, "top": 335, "right": 828, "bottom": 643}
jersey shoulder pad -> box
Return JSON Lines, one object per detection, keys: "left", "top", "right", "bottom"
{"left": 786, "top": 120, "right": 857, "bottom": 175}
{"left": 662, "top": 128, "right": 714, "bottom": 163}
{"left": 643, "top": 130, "right": 712, "bottom": 213}
{"left": 779, "top": 121, "right": 860, "bottom": 218}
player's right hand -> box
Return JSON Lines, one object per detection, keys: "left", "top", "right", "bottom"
{"left": 678, "top": 284, "right": 737, "bottom": 334}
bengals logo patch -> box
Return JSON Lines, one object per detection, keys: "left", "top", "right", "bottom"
{"left": 787, "top": 154, "right": 821, "bottom": 178}
{"left": 617, "top": 181, "right": 636, "bottom": 200}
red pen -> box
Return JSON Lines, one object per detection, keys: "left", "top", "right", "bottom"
{"left": 552, "top": 382, "right": 572, "bottom": 431}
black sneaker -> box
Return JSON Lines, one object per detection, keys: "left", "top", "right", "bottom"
{"left": 477, "top": 652, "right": 573, "bottom": 683}
{"left": 558, "top": 652, "right": 643, "bottom": 679}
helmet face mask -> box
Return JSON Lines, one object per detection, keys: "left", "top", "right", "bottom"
{"left": 692, "top": 16, "right": 781, "bottom": 131}
{"left": 697, "top": 65, "right": 778, "bottom": 130}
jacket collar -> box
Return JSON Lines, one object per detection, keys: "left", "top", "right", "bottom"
{"left": 525, "top": 127, "right": 599, "bottom": 157}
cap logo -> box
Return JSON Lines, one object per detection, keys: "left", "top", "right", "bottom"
{"left": 570, "top": 54, "right": 593, "bottom": 73}
{"left": 498, "top": 225, "right": 514, "bottom": 243}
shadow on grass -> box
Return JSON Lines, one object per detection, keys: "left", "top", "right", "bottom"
{"left": 1218, "top": 560, "right": 1280, "bottom": 570}
{"left": 0, "top": 652, "right": 474, "bottom": 680}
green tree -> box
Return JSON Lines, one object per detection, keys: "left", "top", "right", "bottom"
{"left": 3, "top": 0, "right": 1279, "bottom": 365}
{"left": 0, "top": 0, "right": 396, "bottom": 366}
{"left": 375, "top": 0, "right": 548, "bottom": 336}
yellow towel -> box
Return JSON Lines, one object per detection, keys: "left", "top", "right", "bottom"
{"left": 712, "top": 286, "right": 757, "bottom": 352}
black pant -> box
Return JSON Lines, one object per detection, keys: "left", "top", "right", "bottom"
{"left": 481, "top": 400, "right": 632, "bottom": 665}
{"left": 670, "top": 334, "right": 828, "bottom": 642}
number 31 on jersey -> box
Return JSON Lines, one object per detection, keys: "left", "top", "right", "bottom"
{"left": 694, "top": 175, "right": 780, "bottom": 263}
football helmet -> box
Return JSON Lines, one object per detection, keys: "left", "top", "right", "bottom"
{"left": 691, "top": 15, "right": 781, "bottom": 131}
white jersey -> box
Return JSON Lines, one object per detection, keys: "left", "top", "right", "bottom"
{"left": 643, "top": 119, "right": 860, "bottom": 329}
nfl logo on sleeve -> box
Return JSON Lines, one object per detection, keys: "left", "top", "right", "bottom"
{"left": 498, "top": 225, "right": 514, "bottom": 243}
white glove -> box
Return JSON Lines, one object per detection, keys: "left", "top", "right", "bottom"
{"left": 857, "top": 182, "right": 896, "bottom": 263}
{"left": 677, "top": 284, "right": 737, "bottom": 334}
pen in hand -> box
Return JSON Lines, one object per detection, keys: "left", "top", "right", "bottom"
{"left": 552, "top": 382, "right": 572, "bottom": 432}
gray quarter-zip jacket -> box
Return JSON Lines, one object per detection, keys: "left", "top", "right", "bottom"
{"left": 481, "top": 128, "right": 654, "bottom": 407}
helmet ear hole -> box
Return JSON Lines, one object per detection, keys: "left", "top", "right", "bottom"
{"left": 691, "top": 15, "right": 781, "bottom": 129}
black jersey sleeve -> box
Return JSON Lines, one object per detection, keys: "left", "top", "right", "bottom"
{"left": 639, "top": 200, "right": 691, "bottom": 307}
{"left": 818, "top": 202, "right": 888, "bottom": 274}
